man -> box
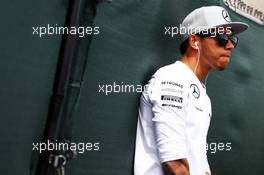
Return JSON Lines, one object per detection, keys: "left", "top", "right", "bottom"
{"left": 134, "top": 6, "right": 248, "bottom": 175}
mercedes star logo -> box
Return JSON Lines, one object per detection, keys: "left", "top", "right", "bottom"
{"left": 190, "top": 84, "right": 200, "bottom": 99}
{"left": 222, "top": 9, "right": 231, "bottom": 22}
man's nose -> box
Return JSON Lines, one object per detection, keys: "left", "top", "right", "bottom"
{"left": 225, "top": 40, "right": 235, "bottom": 49}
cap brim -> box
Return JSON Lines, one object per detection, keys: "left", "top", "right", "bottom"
{"left": 216, "top": 22, "right": 249, "bottom": 34}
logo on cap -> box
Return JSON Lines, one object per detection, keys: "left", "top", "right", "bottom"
{"left": 222, "top": 9, "right": 231, "bottom": 22}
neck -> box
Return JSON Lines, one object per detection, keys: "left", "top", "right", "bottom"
{"left": 180, "top": 54, "right": 211, "bottom": 83}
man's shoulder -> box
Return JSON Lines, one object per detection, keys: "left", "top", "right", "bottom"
{"left": 155, "top": 62, "right": 179, "bottom": 75}
{"left": 144, "top": 61, "right": 192, "bottom": 94}
{"left": 153, "top": 61, "right": 190, "bottom": 82}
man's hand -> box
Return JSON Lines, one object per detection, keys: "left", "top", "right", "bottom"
{"left": 162, "top": 159, "right": 190, "bottom": 175}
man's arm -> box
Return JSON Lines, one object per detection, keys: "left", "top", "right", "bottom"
{"left": 148, "top": 73, "right": 190, "bottom": 174}
{"left": 162, "top": 159, "right": 190, "bottom": 175}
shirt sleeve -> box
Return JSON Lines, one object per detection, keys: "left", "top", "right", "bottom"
{"left": 149, "top": 72, "right": 189, "bottom": 163}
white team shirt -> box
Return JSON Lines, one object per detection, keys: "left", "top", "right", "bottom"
{"left": 134, "top": 61, "right": 212, "bottom": 175}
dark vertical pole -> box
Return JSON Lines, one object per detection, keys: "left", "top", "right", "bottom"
{"left": 34, "top": 0, "right": 97, "bottom": 175}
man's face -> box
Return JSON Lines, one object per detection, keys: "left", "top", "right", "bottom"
{"left": 199, "top": 31, "right": 236, "bottom": 70}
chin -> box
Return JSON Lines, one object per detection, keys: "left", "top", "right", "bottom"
{"left": 215, "top": 62, "right": 229, "bottom": 71}
{"left": 217, "top": 57, "right": 230, "bottom": 70}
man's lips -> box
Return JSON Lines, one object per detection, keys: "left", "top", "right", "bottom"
{"left": 222, "top": 52, "right": 231, "bottom": 57}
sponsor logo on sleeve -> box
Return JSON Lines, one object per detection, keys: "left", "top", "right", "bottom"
{"left": 161, "top": 81, "right": 183, "bottom": 88}
{"left": 161, "top": 88, "right": 183, "bottom": 95}
{"left": 161, "top": 95, "right": 183, "bottom": 103}
{"left": 161, "top": 103, "right": 182, "bottom": 109}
